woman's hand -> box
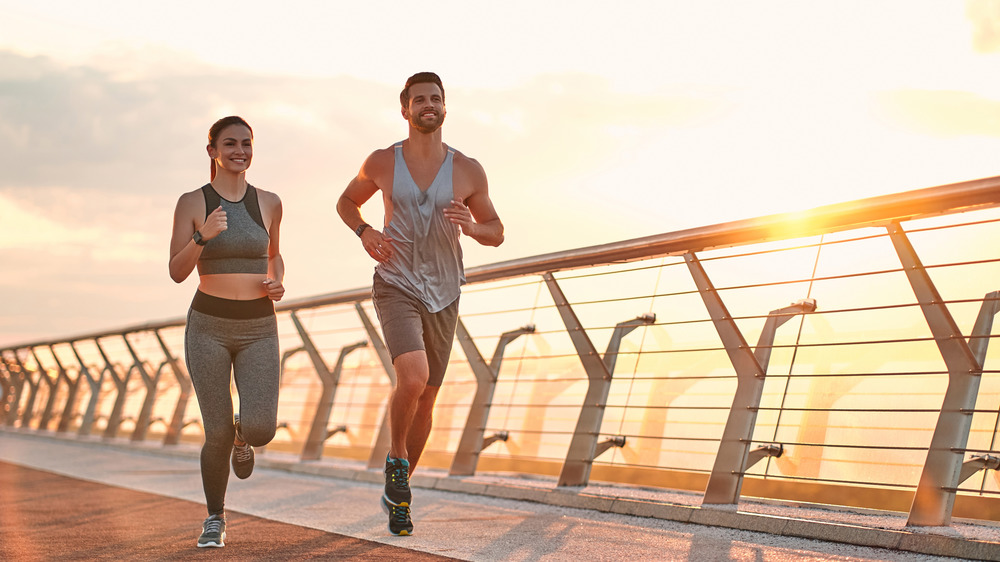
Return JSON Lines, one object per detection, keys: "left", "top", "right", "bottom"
{"left": 200, "top": 206, "right": 228, "bottom": 240}
{"left": 263, "top": 278, "right": 284, "bottom": 301}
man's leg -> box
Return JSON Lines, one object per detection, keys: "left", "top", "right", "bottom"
{"left": 406, "top": 384, "right": 441, "bottom": 472}
{"left": 406, "top": 292, "right": 458, "bottom": 472}
{"left": 382, "top": 350, "right": 426, "bottom": 536}
{"left": 389, "top": 350, "right": 429, "bottom": 461}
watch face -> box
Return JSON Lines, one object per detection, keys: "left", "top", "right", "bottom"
{"left": 194, "top": 231, "right": 205, "bottom": 245}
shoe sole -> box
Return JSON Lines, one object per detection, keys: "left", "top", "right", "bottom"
{"left": 381, "top": 495, "right": 413, "bottom": 536}
{"left": 197, "top": 532, "right": 226, "bottom": 548}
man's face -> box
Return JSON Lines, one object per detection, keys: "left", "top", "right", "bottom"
{"left": 403, "top": 82, "right": 446, "bottom": 134}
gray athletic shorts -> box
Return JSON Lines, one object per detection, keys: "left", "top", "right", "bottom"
{"left": 371, "top": 272, "right": 459, "bottom": 387}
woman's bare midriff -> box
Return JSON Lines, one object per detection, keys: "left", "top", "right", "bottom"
{"left": 199, "top": 273, "right": 269, "bottom": 300}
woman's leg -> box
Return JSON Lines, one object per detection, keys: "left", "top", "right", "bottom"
{"left": 185, "top": 310, "right": 236, "bottom": 516}
{"left": 231, "top": 315, "right": 280, "bottom": 447}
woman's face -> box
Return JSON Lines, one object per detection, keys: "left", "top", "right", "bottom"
{"left": 208, "top": 124, "right": 253, "bottom": 175}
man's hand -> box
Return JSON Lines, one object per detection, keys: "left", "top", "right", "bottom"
{"left": 443, "top": 199, "right": 476, "bottom": 236}
{"left": 361, "top": 228, "right": 395, "bottom": 262}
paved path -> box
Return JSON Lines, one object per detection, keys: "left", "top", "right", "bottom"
{"left": 0, "top": 430, "right": 994, "bottom": 560}
{"left": 0, "top": 461, "right": 454, "bottom": 561}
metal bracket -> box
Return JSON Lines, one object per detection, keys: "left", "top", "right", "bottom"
{"left": 594, "top": 435, "right": 627, "bottom": 459}
{"left": 325, "top": 425, "right": 348, "bottom": 440}
{"left": 958, "top": 453, "right": 1000, "bottom": 485}
{"left": 746, "top": 443, "right": 784, "bottom": 469}
{"left": 481, "top": 430, "right": 510, "bottom": 450}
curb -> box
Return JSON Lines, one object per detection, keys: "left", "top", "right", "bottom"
{"left": 7, "top": 428, "right": 1000, "bottom": 561}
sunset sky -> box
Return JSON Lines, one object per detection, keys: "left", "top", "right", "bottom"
{"left": 2, "top": 0, "right": 999, "bottom": 346}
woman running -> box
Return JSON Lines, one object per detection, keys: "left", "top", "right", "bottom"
{"left": 168, "top": 115, "right": 285, "bottom": 548}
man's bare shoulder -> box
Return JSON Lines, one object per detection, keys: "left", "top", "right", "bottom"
{"left": 361, "top": 145, "right": 396, "bottom": 175}
{"left": 451, "top": 148, "right": 487, "bottom": 184}
{"left": 451, "top": 147, "right": 482, "bottom": 167}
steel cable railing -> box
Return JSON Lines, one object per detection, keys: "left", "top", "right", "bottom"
{"left": 4, "top": 175, "right": 1000, "bottom": 526}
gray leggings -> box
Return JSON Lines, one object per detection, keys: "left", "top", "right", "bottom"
{"left": 185, "top": 305, "right": 279, "bottom": 516}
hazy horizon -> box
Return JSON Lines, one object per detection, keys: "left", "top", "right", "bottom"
{"left": 2, "top": 0, "right": 1000, "bottom": 346}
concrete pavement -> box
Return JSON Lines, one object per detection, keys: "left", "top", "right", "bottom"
{"left": 1, "top": 429, "right": 997, "bottom": 560}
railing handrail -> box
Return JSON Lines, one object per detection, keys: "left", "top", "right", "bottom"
{"left": 6, "top": 174, "right": 999, "bottom": 351}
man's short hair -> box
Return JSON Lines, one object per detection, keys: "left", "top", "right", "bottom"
{"left": 400, "top": 72, "right": 445, "bottom": 107}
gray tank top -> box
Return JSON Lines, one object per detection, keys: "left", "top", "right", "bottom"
{"left": 196, "top": 183, "right": 270, "bottom": 275}
{"left": 376, "top": 142, "right": 465, "bottom": 312}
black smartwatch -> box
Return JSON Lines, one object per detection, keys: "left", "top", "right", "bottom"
{"left": 355, "top": 223, "right": 371, "bottom": 237}
{"left": 193, "top": 230, "right": 208, "bottom": 246}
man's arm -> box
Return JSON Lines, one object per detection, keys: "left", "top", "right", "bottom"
{"left": 445, "top": 155, "right": 504, "bottom": 247}
{"left": 338, "top": 149, "right": 395, "bottom": 262}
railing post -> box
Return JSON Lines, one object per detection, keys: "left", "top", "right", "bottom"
{"left": 306, "top": 340, "right": 367, "bottom": 461}
{"left": 0, "top": 357, "right": 10, "bottom": 423}
{"left": 888, "top": 223, "right": 997, "bottom": 526}
{"left": 15, "top": 352, "right": 41, "bottom": 428}
{"left": 96, "top": 339, "right": 130, "bottom": 439}
{"left": 70, "top": 341, "right": 104, "bottom": 437}
{"left": 354, "top": 302, "right": 398, "bottom": 469}
{"left": 1, "top": 351, "right": 25, "bottom": 426}
{"left": 31, "top": 347, "right": 61, "bottom": 431}
{"left": 544, "top": 272, "right": 654, "bottom": 487}
{"left": 153, "top": 330, "right": 193, "bottom": 446}
{"left": 50, "top": 345, "right": 81, "bottom": 433}
{"left": 693, "top": 247, "right": 817, "bottom": 506}
{"left": 449, "top": 320, "right": 535, "bottom": 476}
{"left": 122, "top": 333, "right": 160, "bottom": 442}
{"left": 293, "top": 306, "right": 368, "bottom": 461}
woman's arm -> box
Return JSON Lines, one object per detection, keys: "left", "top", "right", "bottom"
{"left": 168, "top": 191, "right": 227, "bottom": 283}
{"left": 263, "top": 191, "right": 285, "bottom": 301}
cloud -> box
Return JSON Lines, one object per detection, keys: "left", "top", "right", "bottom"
{"left": 967, "top": 0, "right": 1000, "bottom": 53}
{"left": 876, "top": 89, "right": 1000, "bottom": 136}
{"left": 0, "top": 49, "right": 728, "bottom": 346}
{"left": 5, "top": 38, "right": 997, "bottom": 348}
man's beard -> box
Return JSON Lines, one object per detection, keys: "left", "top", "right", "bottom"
{"left": 410, "top": 110, "right": 445, "bottom": 134}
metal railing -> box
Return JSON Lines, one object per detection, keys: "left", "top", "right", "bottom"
{"left": 4, "top": 175, "right": 1000, "bottom": 527}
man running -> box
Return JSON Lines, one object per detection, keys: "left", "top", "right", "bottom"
{"left": 337, "top": 71, "right": 504, "bottom": 535}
